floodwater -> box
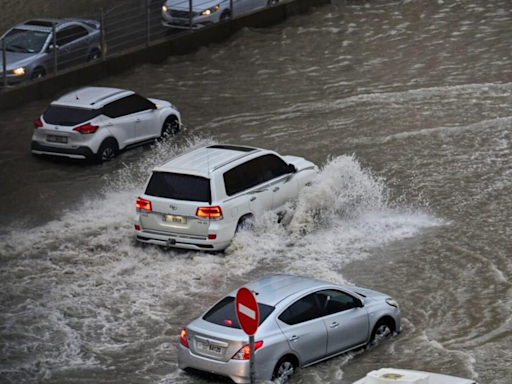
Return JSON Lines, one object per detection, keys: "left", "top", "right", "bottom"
{"left": 1, "top": 0, "right": 512, "bottom": 383}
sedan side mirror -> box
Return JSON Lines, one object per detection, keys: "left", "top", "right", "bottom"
{"left": 48, "top": 44, "right": 59, "bottom": 52}
{"left": 286, "top": 164, "right": 297, "bottom": 174}
{"left": 356, "top": 299, "right": 365, "bottom": 308}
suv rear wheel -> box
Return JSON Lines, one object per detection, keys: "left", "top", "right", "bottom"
{"left": 96, "top": 139, "right": 118, "bottom": 163}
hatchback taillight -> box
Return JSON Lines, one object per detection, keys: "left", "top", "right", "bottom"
{"left": 196, "top": 206, "right": 223, "bottom": 219}
{"left": 231, "top": 341, "right": 263, "bottom": 360}
{"left": 180, "top": 328, "right": 189, "bottom": 348}
{"left": 34, "top": 118, "right": 43, "bottom": 129}
{"left": 73, "top": 122, "right": 99, "bottom": 134}
{"left": 136, "top": 197, "right": 152, "bottom": 211}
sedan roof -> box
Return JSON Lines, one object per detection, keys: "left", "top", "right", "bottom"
{"left": 233, "top": 274, "right": 330, "bottom": 307}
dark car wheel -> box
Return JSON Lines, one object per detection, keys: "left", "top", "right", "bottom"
{"left": 220, "top": 11, "right": 230, "bottom": 20}
{"left": 272, "top": 356, "right": 296, "bottom": 384}
{"left": 87, "top": 50, "right": 101, "bottom": 62}
{"left": 96, "top": 139, "right": 118, "bottom": 164}
{"left": 31, "top": 68, "right": 46, "bottom": 80}
{"left": 161, "top": 115, "right": 180, "bottom": 137}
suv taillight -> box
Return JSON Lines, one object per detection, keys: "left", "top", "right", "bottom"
{"left": 136, "top": 197, "right": 152, "bottom": 211}
{"left": 180, "top": 328, "right": 189, "bottom": 348}
{"left": 231, "top": 341, "right": 263, "bottom": 360}
{"left": 73, "top": 122, "right": 99, "bottom": 134}
{"left": 34, "top": 118, "right": 43, "bottom": 129}
{"left": 196, "top": 206, "right": 223, "bottom": 219}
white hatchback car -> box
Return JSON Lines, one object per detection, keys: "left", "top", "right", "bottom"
{"left": 134, "top": 144, "right": 317, "bottom": 251}
{"left": 31, "top": 87, "right": 181, "bottom": 163}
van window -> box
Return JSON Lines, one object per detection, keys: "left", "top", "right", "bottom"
{"left": 223, "top": 158, "right": 265, "bottom": 196}
{"left": 145, "top": 172, "right": 211, "bottom": 202}
{"left": 203, "top": 297, "right": 275, "bottom": 329}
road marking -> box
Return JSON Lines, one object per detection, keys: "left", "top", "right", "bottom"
{"left": 239, "top": 303, "right": 256, "bottom": 320}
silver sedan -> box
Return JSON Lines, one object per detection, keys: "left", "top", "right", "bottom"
{"left": 178, "top": 274, "right": 401, "bottom": 383}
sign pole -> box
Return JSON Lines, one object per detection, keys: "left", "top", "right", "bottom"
{"left": 235, "top": 287, "right": 260, "bottom": 384}
{"left": 249, "top": 335, "right": 255, "bottom": 384}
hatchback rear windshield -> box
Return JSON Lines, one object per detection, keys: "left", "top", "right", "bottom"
{"left": 145, "top": 172, "right": 211, "bottom": 202}
{"left": 203, "top": 297, "right": 275, "bottom": 329}
{"left": 43, "top": 106, "right": 102, "bottom": 126}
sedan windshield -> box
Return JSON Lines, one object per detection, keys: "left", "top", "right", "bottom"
{"left": 5, "top": 29, "right": 50, "bottom": 53}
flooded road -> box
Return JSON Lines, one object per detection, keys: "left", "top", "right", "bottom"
{"left": 2, "top": 0, "right": 512, "bottom": 383}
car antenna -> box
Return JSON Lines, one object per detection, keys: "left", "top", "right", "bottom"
{"left": 75, "top": 89, "right": 79, "bottom": 100}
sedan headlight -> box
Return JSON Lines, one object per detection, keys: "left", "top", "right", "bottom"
{"left": 162, "top": 5, "right": 168, "bottom": 12}
{"left": 386, "top": 298, "right": 399, "bottom": 308}
{"left": 12, "top": 67, "right": 26, "bottom": 76}
{"left": 201, "top": 4, "right": 220, "bottom": 16}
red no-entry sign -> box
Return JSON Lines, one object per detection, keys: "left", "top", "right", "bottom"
{"left": 235, "top": 287, "right": 260, "bottom": 336}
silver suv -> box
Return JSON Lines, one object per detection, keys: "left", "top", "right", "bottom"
{"left": 178, "top": 274, "right": 401, "bottom": 383}
{"left": 0, "top": 18, "right": 101, "bottom": 85}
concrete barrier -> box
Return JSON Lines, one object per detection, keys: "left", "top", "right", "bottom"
{"left": 0, "top": 0, "right": 330, "bottom": 113}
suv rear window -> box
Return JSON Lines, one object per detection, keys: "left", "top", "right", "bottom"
{"left": 145, "top": 172, "right": 211, "bottom": 202}
{"left": 43, "top": 106, "right": 101, "bottom": 126}
{"left": 203, "top": 297, "right": 275, "bottom": 329}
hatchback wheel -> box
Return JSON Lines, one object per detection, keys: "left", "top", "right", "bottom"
{"left": 161, "top": 116, "right": 180, "bottom": 137}
{"left": 273, "top": 357, "right": 296, "bottom": 384}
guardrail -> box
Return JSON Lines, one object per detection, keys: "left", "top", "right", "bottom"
{"left": 1, "top": 0, "right": 294, "bottom": 91}
{"left": 0, "top": 0, "right": 330, "bottom": 111}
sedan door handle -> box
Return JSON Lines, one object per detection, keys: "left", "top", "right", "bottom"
{"left": 106, "top": 122, "right": 113, "bottom": 127}
{"left": 289, "top": 335, "right": 299, "bottom": 342}
{"left": 273, "top": 187, "right": 280, "bottom": 192}
{"left": 250, "top": 197, "right": 256, "bottom": 202}
{"left": 330, "top": 322, "right": 340, "bottom": 329}
{"left": 135, "top": 119, "right": 141, "bottom": 123}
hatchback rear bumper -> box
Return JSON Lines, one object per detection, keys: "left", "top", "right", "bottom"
{"left": 178, "top": 344, "right": 251, "bottom": 384}
{"left": 31, "top": 141, "right": 94, "bottom": 160}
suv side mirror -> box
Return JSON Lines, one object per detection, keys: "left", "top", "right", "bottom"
{"left": 356, "top": 299, "right": 365, "bottom": 308}
{"left": 286, "top": 164, "right": 297, "bottom": 174}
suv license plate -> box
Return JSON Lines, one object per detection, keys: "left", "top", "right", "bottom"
{"left": 197, "top": 342, "right": 222, "bottom": 354}
{"left": 164, "top": 214, "right": 186, "bottom": 224}
{"left": 47, "top": 135, "right": 68, "bottom": 143}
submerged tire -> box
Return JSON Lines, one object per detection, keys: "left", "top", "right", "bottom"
{"left": 369, "top": 318, "right": 394, "bottom": 346}
{"left": 272, "top": 356, "right": 297, "bottom": 384}
{"left": 161, "top": 115, "right": 180, "bottom": 137}
{"left": 95, "top": 139, "right": 118, "bottom": 164}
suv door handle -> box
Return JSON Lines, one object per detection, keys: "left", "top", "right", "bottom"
{"left": 330, "top": 322, "right": 340, "bottom": 329}
{"left": 250, "top": 197, "right": 256, "bottom": 202}
{"left": 135, "top": 119, "right": 141, "bottom": 123}
{"left": 289, "top": 335, "right": 299, "bottom": 342}
{"left": 273, "top": 187, "right": 280, "bottom": 192}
